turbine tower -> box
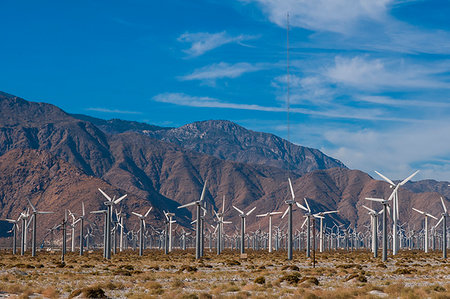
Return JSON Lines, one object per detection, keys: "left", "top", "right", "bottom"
{"left": 375, "top": 170, "right": 419, "bottom": 255}
{"left": 233, "top": 205, "right": 256, "bottom": 255}
{"left": 132, "top": 207, "right": 152, "bottom": 256}
{"left": 98, "top": 188, "right": 127, "bottom": 259}
{"left": 313, "top": 209, "right": 338, "bottom": 253}
{"left": 366, "top": 197, "right": 390, "bottom": 262}
{"left": 27, "top": 199, "right": 53, "bottom": 257}
{"left": 435, "top": 197, "right": 448, "bottom": 258}
{"left": 362, "top": 205, "right": 383, "bottom": 257}
{"left": 412, "top": 207, "right": 438, "bottom": 253}
{"left": 177, "top": 180, "right": 207, "bottom": 259}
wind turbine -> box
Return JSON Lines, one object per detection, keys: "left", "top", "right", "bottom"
{"left": 132, "top": 207, "right": 152, "bottom": 256}
{"left": 366, "top": 197, "right": 390, "bottom": 261}
{"left": 214, "top": 196, "right": 232, "bottom": 255}
{"left": 256, "top": 210, "right": 282, "bottom": 253}
{"left": 375, "top": 170, "right": 419, "bottom": 255}
{"left": 78, "top": 202, "right": 86, "bottom": 255}
{"left": 435, "top": 197, "right": 448, "bottom": 258}
{"left": 412, "top": 207, "right": 438, "bottom": 253}
{"left": 296, "top": 198, "right": 313, "bottom": 257}
{"left": 362, "top": 205, "right": 383, "bottom": 257}
{"left": 177, "top": 180, "right": 207, "bottom": 259}
{"left": 97, "top": 188, "right": 127, "bottom": 259}
{"left": 68, "top": 210, "right": 81, "bottom": 252}
{"left": 27, "top": 199, "right": 53, "bottom": 257}
{"left": 5, "top": 216, "right": 20, "bottom": 254}
{"left": 164, "top": 211, "right": 176, "bottom": 252}
{"left": 281, "top": 178, "right": 298, "bottom": 260}
{"left": 232, "top": 205, "right": 256, "bottom": 254}
{"left": 313, "top": 209, "right": 338, "bottom": 253}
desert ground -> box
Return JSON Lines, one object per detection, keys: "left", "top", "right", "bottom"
{"left": 0, "top": 249, "right": 448, "bottom": 298}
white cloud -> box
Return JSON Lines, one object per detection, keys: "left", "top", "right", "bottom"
{"left": 326, "top": 56, "right": 450, "bottom": 91}
{"left": 358, "top": 95, "right": 450, "bottom": 108}
{"left": 321, "top": 121, "right": 450, "bottom": 181}
{"left": 177, "top": 31, "right": 256, "bottom": 57}
{"left": 179, "top": 62, "right": 263, "bottom": 84}
{"left": 85, "top": 108, "right": 142, "bottom": 115}
{"left": 152, "top": 92, "right": 417, "bottom": 122}
{"left": 243, "top": 0, "right": 391, "bottom": 34}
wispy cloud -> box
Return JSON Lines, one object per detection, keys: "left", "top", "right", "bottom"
{"left": 326, "top": 56, "right": 450, "bottom": 91}
{"left": 358, "top": 95, "right": 450, "bottom": 108}
{"left": 179, "top": 62, "right": 264, "bottom": 84}
{"left": 321, "top": 120, "right": 450, "bottom": 181}
{"left": 85, "top": 107, "right": 143, "bottom": 115}
{"left": 177, "top": 31, "right": 257, "bottom": 57}
{"left": 152, "top": 92, "right": 419, "bottom": 122}
{"left": 242, "top": 0, "right": 392, "bottom": 34}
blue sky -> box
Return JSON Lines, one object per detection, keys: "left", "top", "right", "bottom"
{"left": 1, "top": 0, "right": 450, "bottom": 181}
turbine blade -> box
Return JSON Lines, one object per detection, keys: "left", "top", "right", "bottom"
{"left": 144, "top": 207, "right": 153, "bottom": 217}
{"left": 132, "top": 212, "right": 143, "bottom": 218}
{"left": 82, "top": 202, "right": 85, "bottom": 216}
{"left": 426, "top": 213, "right": 438, "bottom": 220}
{"left": 233, "top": 205, "right": 244, "bottom": 215}
{"left": 222, "top": 195, "right": 225, "bottom": 214}
{"left": 281, "top": 207, "right": 289, "bottom": 219}
{"left": 256, "top": 213, "right": 268, "bottom": 218}
{"left": 90, "top": 210, "right": 106, "bottom": 214}
{"left": 98, "top": 188, "right": 112, "bottom": 201}
{"left": 412, "top": 207, "right": 425, "bottom": 215}
{"left": 37, "top": 211, "right": 54, "bottom": 214}
{"left": 399, "top": 170, "right": 419, "bottom": 186}
{"left": 365, "top": 197, "right": 385, "bottom": 203}
{"left": 323, "top": 210, "right": 338, "bottom": 215}
{"left": 199, "top": 180, "right": 208, "bottom": 202}
{"left": 114, "top": 194, "right": 127, "bottom": 205}
{"left": 362, "top": 205, "right": 376, "bottom": 214}
{"left": 375, "top": 171, "right": 395, "bottom": 185}
{"left": 288, "top": 178, "right": 295, "bottom": 200}
{"left": 178, "top": 201, "right": 197, "bottom": 209}
{"left": 436, "top": 216, "right": 443, "bottom": 227}
{"left": 27, "top": 199, "right": 37, "bottom": 213}
{"left": 296, "top": 202, "right": 308, "bottom": 211}
{"left": 304, "top": 198, "right": 311, "bottom": 213}
{"left": 301, "top": 217, "right": 308, "bottom": 228}
{"left": 441, "top": 197, "right": 448, "bottom": 213}
{"left": 246, "top": 207, "right": 256, "bottom": 216}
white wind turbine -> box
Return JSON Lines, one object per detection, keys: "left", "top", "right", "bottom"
{"left": 366, "top": 197, "right": 390, "bottom": 262}
{"left": 177, "top": 180, "right": 207, "bottom": 259}
{"left": 375, "top": 170, "right": 419, "bottom": 255}
{"left": 164, "top": 211, "right": 176, "bottom": 252}
{"left": 27, "top": 199, "right": 53, "bottom": 257}
{"left": 214, "top": 195, "right": 232, "bottom": 255}
{"left": 435, "top": 196, "right": 448, "bottom": 258}
{"left": 412, "top": 207, "right": 438, "bottom": 253}
{"left": 256, "top": 210, "right": 282, "bottom": 253}
{"left": 132, "top": 207, "right": 152, "bottom": 256}
{"left": 97, "top": 188, "right": 127, "bottom": 259}
{"left": 233, "top": 205, "right": 256, "bottom": 254}
{"left": 296, "top": 197, "right": 313, "bottom": 257}
{"left": 5, "top": 215, "right": 20, "bottom": 255}
{"left": 68, "top": 210, "right": 81, "bottom": 252}
{"left": 362, "top": 205, "right": 383, "bottom": 257}
{"left": 313, "top": 209, "right": 339, "bottom": 253}
{"left": 281, "top": 177, "right": 300, "bottom": 260}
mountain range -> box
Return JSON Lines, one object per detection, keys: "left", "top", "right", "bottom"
{"left": 0, "top": 91, "right": 448, "bottom": 244}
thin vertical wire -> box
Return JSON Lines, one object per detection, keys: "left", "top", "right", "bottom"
{"left": 286, "top": 12, "right": 290, "bottom": 180}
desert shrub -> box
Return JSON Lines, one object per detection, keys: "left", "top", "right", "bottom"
{"left": 254, "top": 276, "right": 266, "bottom": 284}
{"left": 299, "top": 276, "right": 319, "bottom": 286}
{"left": 279, "top": 272, "right": 301, "bottom": 285}
{"left": 113, "top": 269, "right": 131, "bottom": 276}
{"left": 393, "top": 268, "right": 415, "bottom": 275}
{"left": 226, "top": 260, "right": 241, "bottom": 266}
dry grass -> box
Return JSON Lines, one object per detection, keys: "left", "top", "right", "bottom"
{"left": 0, "top": 249, "right": 448, "bottom": 298}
